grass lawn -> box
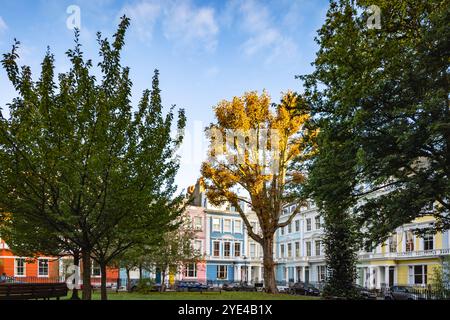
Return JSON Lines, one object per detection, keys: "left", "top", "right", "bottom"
{"left": 75, "top": 291, "right": 321, "bottom": 300}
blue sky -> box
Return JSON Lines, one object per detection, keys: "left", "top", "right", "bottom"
{"left": 0, "top": 0, "right": 329, "bottom": 191}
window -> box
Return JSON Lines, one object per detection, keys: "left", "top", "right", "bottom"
{"left": 423, "top": 234, "right": 434, "bottom": 251}
{"left": 213, "top": 241, "right": 220, "bottom": 257}
{"left": 280, "top": 227, "right": 285, "bottom": 236}
{"left": 318, "top": 265, "right": 326, "bottom": 282}
{"left": 224, "top": 242, "right": 231, "bottom": 257}
{"left": 250, "top": 243, "right": 256, "bottom": 258}
{"left": 406, "top": 231, "right": 414, "bottom": 252}
{"left": 223, "top": 219, "right": 231, "bottom": 232}
{"left": 194, "top": 240, "right": 202, "bottom": 253}
{"left": 288, "top": 223, "right": 292, "bottom": 234}
{"left": 306, "top": 218, "right": 311, "bottom": 231}
{"left": 287, "top": 243, "right": 292, "bottom": 258}
{"left": 295, "top": 242, "right": 300, "bottom": 257}
{"left": 280, "top": 244, "right": 285, "bottom": 258}
{"left": 295, "top": 220, "right": 300, "bottom": 232}
{"left": 15, "top": 258, "right": 25, "bottom": 277}
{"left": 315, "top": 216, "right": 321, "bottom": 229}
{"left": 234, "top": 242, "right": 241, "bottom": 257}
{"left": 212, "top": 218, "right": 221, "bottom": 232}
{"left": 193, "top": 216, "right": 202, "bottom": 230}
{"left": 217, "top": 265, "right": 227, "bottom": 280}
{"left": 315, "top": 241, "right": 321, "bottom": 256}
{"left": 317, "top": 266, "right": 327, "bottom": 282}
{"left": 306, "top": 242, "right": 311, "bottom": 257}
{"left": 38, "top": 259, "right": 49, "bottom": 277}
{"left": 389, "top": 234, "right": 397, "bottom": 253}
{"left": 184, "top": 263, "right": 197, "bottom": 278}
{"left": 91, "top": 261, "right": 101, "bottom": 277}
{"left": 234, "top": 220, "right": 242, "bottom": 233}
{"left": 409, "top": 265, "right": 427, "bottom": 285}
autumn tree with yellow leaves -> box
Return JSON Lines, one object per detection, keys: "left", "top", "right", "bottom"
{"left": 201, "top": 91, "right": 315, "bottom": 293}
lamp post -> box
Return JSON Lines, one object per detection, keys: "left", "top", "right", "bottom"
{"left": 243, "top": 255, "right": 248, "bottom": 283}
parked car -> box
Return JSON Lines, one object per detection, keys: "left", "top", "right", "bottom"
{"left": 222, "top": 282, "right": 256, "bottom": 292}
{"left": 354, "top": 285, "right": 377, "bottom": 300}
{"left": 235, "top": 282, "right": 257, "bottom": 292}
{"left": 289, "top": 282, "right": 320, "bottom": 296}
{"left": 177, "top": 281, "right": 209, "bottom": 292}
{"left": 384, "top": 286, "right": 425, "bottom": 300}
{"left": 221, "top": 282, "right": 236, "bottom": 291}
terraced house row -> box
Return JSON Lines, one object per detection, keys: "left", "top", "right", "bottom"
{"left": 181, "top": 181, "right": 450, "bottom": 289}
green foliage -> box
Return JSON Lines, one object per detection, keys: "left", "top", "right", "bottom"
{"left": 0, "top": 16, "right": 186, "bottom": 299}
{"left": 299, "top": 0, "right": 449, "bottom": 297}
{"left": 135, "top": 278, "right": 156, "bottom": 294}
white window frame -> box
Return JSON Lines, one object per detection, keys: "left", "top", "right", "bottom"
{"left": 212, "top": 218, "right": 221, "bottom": 232}
{"left": 223, "top": 241, "right": 231, "bottom": 257}
{"left": 193, "top": 216, "right": 202, "bottom": 231}
{"left": 234, "top": 242, "right": 241, "bottom": 257}
{"left": 306, "top": 242, "right": 311, "bottom": 257}
{"left": 234, "top": 220, "right": 242, "bottom": 233}
{"left": 38, "top": 258, "right": 49, "bottom": 277}
{"left": 306, "top": 218, "right": 312, "bottom": 232}
{"left": 184, "top": 263, "right": 197, "bottom": 278}
{"left": 295, "top": 242, "right": 300, "bottom": 257}
{"left": 217, "top": 265, "right": 228, "bottom": 280}
{"left": 295, "top": 220, "right": 300, "bottom": 232}
{"left": 315, "top": 240, "right": 321, "bottom": 256}
{"left": 91, "top": 260, "right": 101, "bottom": 277}
{"left": 223, "top": 219, "right": 232, "bottom": 233}
{"left": 213, "top": 240, "right": 220, "bottom": 257}
{"left": 250, "top": 243, "right": 256, "bottom": 258}
{"left": 14, "top": 258, "right": 26, "bottom": 277}
{"left": 194, "top": 239, "right": 203, "bottom": 253}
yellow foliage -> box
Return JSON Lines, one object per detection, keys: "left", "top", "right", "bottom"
{"left": 201, "top": 90, "right": 315, "bottom": 217}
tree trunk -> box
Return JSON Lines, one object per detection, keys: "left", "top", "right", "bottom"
{"left": 139, "top": 264, "right": 143, "bottom": 280}
{"left": 126, "top": 268, "right": 131, "bottom": 292}
{"left": 81, "top": 249, "right": 92, "bottom": 300}
{"left": 100, "top": 262, "right": 108, "bottom": 300}
{"left": 262, "top": 235, "right": 278, "bottom": 294}
{"left": 161, "top": 270, "right": 166, "bottom": 292}
{"left": 71, "top": 251, "right": 80, "bottom": 300}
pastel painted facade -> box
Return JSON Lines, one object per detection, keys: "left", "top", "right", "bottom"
{"left": 275, "top": 203, "right": 450, "bottom": 289}
{"left": 179, "top": 205, "right": 207, "bottom": 283}
{"left": 183, "top": 181, "right": 264, "bottom": 284}
{"left": 275, "top": 202, "right": 325, "bottom": 285}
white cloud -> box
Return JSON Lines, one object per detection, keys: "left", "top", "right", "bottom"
{"left": 0, "top": 16, "right": 8, "bottom": 33}
{"left": 118, "top": 0, "right": 218, "bottom": 52}
{"left": 236, "top": 0, "right": 298, "bottom": 63}
{"left": 120, "top": 1, "right": 161, "bottom": 41}
{"left": 163, "top": 1, "right": 218, "bottom": 53}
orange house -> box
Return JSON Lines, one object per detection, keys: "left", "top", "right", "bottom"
{"left": 0, "top": 238, "right": 59, "bottom": 282}
{"left": 0, "top": 238, "right": 119, "bottom": 285}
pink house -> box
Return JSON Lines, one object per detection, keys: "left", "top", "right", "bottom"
{"left": 180, "top": 205, "right": 207, "bottom": 283}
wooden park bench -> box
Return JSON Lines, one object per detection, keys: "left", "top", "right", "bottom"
{"left": 0, "top": 283, "right": 68, "bottom": 300}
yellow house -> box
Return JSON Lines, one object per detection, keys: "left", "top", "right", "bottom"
{"left": 357, "top": 216, "right": 450, "bottom": 289}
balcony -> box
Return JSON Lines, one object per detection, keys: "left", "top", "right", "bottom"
{"left": 276, "top": 255, "right": 326, "bottom": 264}
{"left": 359, "top": 248, "right": 450, "bottom": 260}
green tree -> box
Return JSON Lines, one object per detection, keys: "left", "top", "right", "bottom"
{"left": 0, "top": 16, "right": 185, "bottom": 300}
{"left": 143, "top": 212, "right": 200, "bottom": 292}
{"left": 299, "top": 0, "right": 449, "bottom": 297}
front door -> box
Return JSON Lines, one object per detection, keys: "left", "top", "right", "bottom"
{"left": 389, "top": 267, "right": 395, "bottom": 287}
